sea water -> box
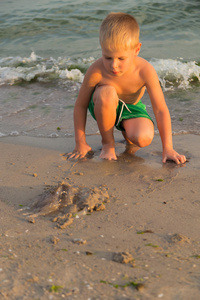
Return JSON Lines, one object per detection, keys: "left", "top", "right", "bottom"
{"left": 0, "top": 0, "right": 200, "bottom": 137}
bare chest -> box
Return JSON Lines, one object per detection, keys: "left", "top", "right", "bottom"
{"left": 98, "top": 76, "right": 145, "bottom": 104}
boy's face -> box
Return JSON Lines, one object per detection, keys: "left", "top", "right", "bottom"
{"left": 101, "top": 44, "right": 141, "bottom": 77}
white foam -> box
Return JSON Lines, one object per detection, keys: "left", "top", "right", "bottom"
{"left": 59, "top": 69, "right": 84, "bottom": 82}
{"left": 151, "top": 58, "right": 200, "bottom": 91}
{"left": 48, "top": 133, "right": 59, "bottom": 138}
{"left": 0, "top": 52, "right": 85, "bottom": 85}
{"left": 0, "top": 52, "right": 199, "bottom": 89}
{"left": 9, "top": 131, "right": 19, "bottom": 136}
{"left": 0, "top": 132, "right": 6, "bottom": 137}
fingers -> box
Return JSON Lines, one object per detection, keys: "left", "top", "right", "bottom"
{"left": 174, "top": 154, "right": 187, "bottom": 164}
{"left": 162, "top": 153, "right": 187, "bottom": 164}
{"left": 179, "top": 154, "right": 187, "bottom": 164}
{"left": 162, "top": 156, "right": 167, "bottom": 164}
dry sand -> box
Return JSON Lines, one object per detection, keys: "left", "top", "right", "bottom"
{"left": 0, "top": 133, "right": 200, "bottom": 300}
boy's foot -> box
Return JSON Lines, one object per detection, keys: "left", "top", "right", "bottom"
{"left": 121, "top": 131, "right": 140, "bottom": 154}
{"left": 124, "top": 144, "right": 140, "bottom": 155}
{"left": 99, "top": 144, "right": 117, "bottom": 160}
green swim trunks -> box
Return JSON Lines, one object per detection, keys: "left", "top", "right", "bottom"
{"left": 88, "top": 94, "right": 153, "bottom": 131}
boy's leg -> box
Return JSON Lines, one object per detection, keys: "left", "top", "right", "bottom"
{"left": 122, "top": 117, "right": 154, "bottom": 150}
{"left": 93, "top": 85, "right": 118, "bottom": 160}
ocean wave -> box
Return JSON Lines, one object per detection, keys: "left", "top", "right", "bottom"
{"left": 0, "top": 52, "right": 94, "bottom": 86}
{"left": 151, "top": 58, "right": 200, "bottom": 90}
{"left": 0, "top": 52, "right": 199, "bottom": 91}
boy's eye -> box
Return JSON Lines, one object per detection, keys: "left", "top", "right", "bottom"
{"left": 103, "top": 56, "right": 126, "bottom": 61}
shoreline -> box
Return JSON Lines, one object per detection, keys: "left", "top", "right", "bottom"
{"left": 0, "top": 134, "right": 200, "bottom": 299}
{"left": 1, "top": 84, "right": 200, "bottom": 140}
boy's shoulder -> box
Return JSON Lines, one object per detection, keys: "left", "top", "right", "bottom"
{"left": 82, "top": 58, "right": 103, "bottom": 87}
{"left": 84, "top": 58, "right": 103, "bottom": 77}
{"left": 84, "top": 58, "right": 105, "bottom": 81}
{"left": 88, "top": 58, "right": 104, "bottom": 71}
{"left": 136, "top": 57, "right": 154, "bottom": 70}
{"left": 136, "top": 57, "right": 158, "bottom": 80}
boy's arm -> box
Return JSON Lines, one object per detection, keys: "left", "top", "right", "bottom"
{"left": 71, "top": 89, "right": 92, "bottom": 159}
{"left": 68, "top": 65, "right": 100, "bottom": 159}
{"left": 144, "top": 63, "right": 186, "bottom": 164}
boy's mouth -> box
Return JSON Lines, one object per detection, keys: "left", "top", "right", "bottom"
{"left": 112, "top": 70, "right": 119, "bottom": 75}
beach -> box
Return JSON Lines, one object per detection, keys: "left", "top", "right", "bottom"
{"left": 1, "top": 0, "right": 200, "bottom": 299}
{"left": 1, "top": 132, "right": 200, "bottom": 299}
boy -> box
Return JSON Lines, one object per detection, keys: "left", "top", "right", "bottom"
{"left": 68, "top": 12, "right": 186, "bottom": 164}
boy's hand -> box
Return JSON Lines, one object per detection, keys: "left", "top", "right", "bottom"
{"left": 67, "top": 143, "right": 92, "bottom": 160}
{"left": 162, "top": 149, "right": 186, "bottom": 164}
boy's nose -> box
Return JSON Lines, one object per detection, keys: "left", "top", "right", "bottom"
{"left": 111, "top": 59, "right": 118, "bottom": 68}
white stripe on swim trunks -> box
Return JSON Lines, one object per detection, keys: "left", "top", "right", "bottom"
{"left": 116, "top": 99, "right": 131, "bottom": 127}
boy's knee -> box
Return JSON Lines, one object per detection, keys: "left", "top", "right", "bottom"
{"left": 127, "top": 131, "right": 154, "bottom": 148}
{"left": 94, "top": 85, "right": 118, "bottom": 107}
{"left": 137, "top": 134, "right": 153, "bottom": 148}
{"left": 124, "top": 118, "right": 154, "bottom": 148}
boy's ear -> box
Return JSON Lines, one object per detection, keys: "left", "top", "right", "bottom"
{"left": 135, "top": 43, "right": 142, "bottom": 56}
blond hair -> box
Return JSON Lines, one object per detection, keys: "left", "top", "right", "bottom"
{"left": 99, "top": 12, "right": 140, "bottom": 51}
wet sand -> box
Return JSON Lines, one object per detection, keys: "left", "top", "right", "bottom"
{"left": 0, "top": 133, "right": 200, "bottom": 299}
{"left": 1, "top": 84, "right": 200, "bottom": 139}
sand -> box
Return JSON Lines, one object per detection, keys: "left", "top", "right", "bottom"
{"left": 0, "top": 133, "right": 200, "bottom": 300}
